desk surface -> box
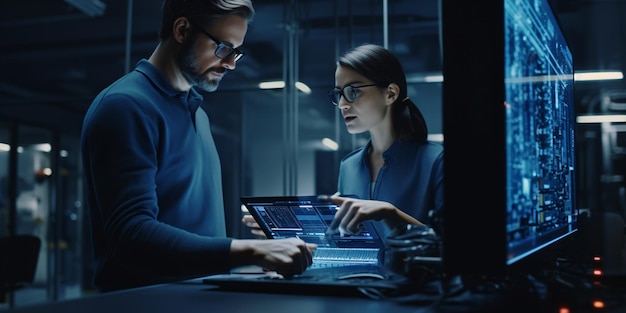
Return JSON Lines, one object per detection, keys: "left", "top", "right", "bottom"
{"left": 10, "top": 279, "right": 436, "bottom": 313}
{"left": 8, "top": 276, "right": 626, "bottom": 313}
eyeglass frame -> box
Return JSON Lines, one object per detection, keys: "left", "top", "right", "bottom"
{"left": 187, "top": 18, "right": 245, "bottom": 62}
{"left": 328, "top": 83, "right": 383, "bottom": 106}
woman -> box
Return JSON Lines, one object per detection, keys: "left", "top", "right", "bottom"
{"left": 326, "top": 43, "right": 444, "bottom": 238}
{"left": 243, "top": 44, "right": 443, "bottom": 239}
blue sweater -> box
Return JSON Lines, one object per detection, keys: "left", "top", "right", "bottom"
{"left": 81, "top": 60, "right": 232, "bottom": 291}
{"left": 337, "top": 139, "right": 444, "bottom": 237}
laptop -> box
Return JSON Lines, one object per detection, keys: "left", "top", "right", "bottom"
{"left": 241, "top": 195, "right": 383, "bottom": 268}
{"left": 202, "top": 195, "right": 413, "bottom": 297}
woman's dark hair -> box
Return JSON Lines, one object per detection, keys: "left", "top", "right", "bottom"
{"left": 338, "top": 44, "right": 428, "bottom": 142}
{"left": 159, "top": 0, "right": 255, "bottom": 41}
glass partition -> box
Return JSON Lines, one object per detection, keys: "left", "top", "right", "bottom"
{"left": 204, "top": 0, "right": 443, "bottom": 238}
{"left": 0, "top": 0, "right": 444, "bottom": 303}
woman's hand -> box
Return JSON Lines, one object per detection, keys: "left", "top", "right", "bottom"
{"left": 241, "top": 214, "right": 267, "bottom": 238}
{"left": 323, "top": 195, "right": 423, "bottom": 236}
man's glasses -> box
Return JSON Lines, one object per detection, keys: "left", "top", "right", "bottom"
{"left": 328, "top": 83, "right": 380, "bottom": 106}
{"left": 188, "top": 19, "right": 244, "bottom": 62}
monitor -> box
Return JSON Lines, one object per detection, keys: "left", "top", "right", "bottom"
{"left": 441, "top": 0, "right": 577, "bottom": 277}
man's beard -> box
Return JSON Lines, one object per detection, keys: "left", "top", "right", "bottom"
{"left": 178, "top": 40, "right": 222, "bottom": 93}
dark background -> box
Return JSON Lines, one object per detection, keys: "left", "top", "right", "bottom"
{"left": 1, "top": 0, "right": 625, "bottom": 129}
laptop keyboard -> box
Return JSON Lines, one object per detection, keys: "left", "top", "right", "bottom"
{"left": 312, "top": 248, "right": 379, "bottom": 266}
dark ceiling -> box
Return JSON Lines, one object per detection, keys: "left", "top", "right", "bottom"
{"left": 1, "top": 0, "right": 625, "bottom": 134}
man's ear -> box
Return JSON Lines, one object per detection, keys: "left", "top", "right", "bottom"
{"left": 173, "top": 17, "right": 191, "bottom": 43}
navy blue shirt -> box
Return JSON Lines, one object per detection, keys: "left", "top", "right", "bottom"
{"left": 337, "top": 140, "right": 444, "bottom": 237}
{"left": 81, "top": 60, "right": 232, "bottom": 291}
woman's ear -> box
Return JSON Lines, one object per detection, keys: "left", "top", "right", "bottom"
{"left": 386, "top": 83, "right": 400, "bottom": 105}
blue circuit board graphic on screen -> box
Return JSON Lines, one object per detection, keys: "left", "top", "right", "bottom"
{"left": 504, "top": 0, "right": 577, "bottom": 264}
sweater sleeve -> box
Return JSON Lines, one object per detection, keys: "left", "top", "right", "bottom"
{"left": 82, "top": 89, "right": 232, "bottom": 285}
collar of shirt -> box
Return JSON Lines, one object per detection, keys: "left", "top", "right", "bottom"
{"left": 135, "top": 59, "right": 204, "bottom": 123}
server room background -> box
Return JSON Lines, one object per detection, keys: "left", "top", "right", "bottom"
{"left": 0, "top": 0, "right": 625, "bottom": 308}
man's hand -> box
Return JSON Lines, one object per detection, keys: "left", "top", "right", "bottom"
{"left": 231, "top": 238, "right": 317, "bottom": 278}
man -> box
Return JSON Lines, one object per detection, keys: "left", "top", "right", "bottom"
{"left": 81, "top": 0, "right": 316, "bottom": 292}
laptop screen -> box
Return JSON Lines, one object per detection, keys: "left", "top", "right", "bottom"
{"left": 241, "top": 196, "right": 382, "bottom": 249}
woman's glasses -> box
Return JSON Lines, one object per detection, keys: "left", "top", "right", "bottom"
{"left": 328, "top": 84, "right": 379, "bottom": 105}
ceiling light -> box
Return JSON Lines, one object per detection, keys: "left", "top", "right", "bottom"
{"left": 406, "top": 70, "right": 624, "bottom": 84}
{"left": 295, "top": 82, "right": 311, "bottom": 94}
{"left": 321, "top": 138, "right": 339, "bottom": 151}
{"left": 407, "top": 72, "right": 444, "bottom": 83}
{"left": 259, "top": 81, "right": 311, "bottom": 94}
{"left": 259, "top": 81, "right": 285, "bottom": 89}
{"left": 34, "top": 143, "right": 52, "bottom": 152}
{"left": 424, "top": 75, "right": 444, "bottom": 83}
{"left": 574, "top": 71, "right": 623, "bottom": 81}
{"left": 427, "top": 133, "right": 444, "bottom": 142}
{"left": 576, "top": 114, "right": 626, "bottom": 123}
